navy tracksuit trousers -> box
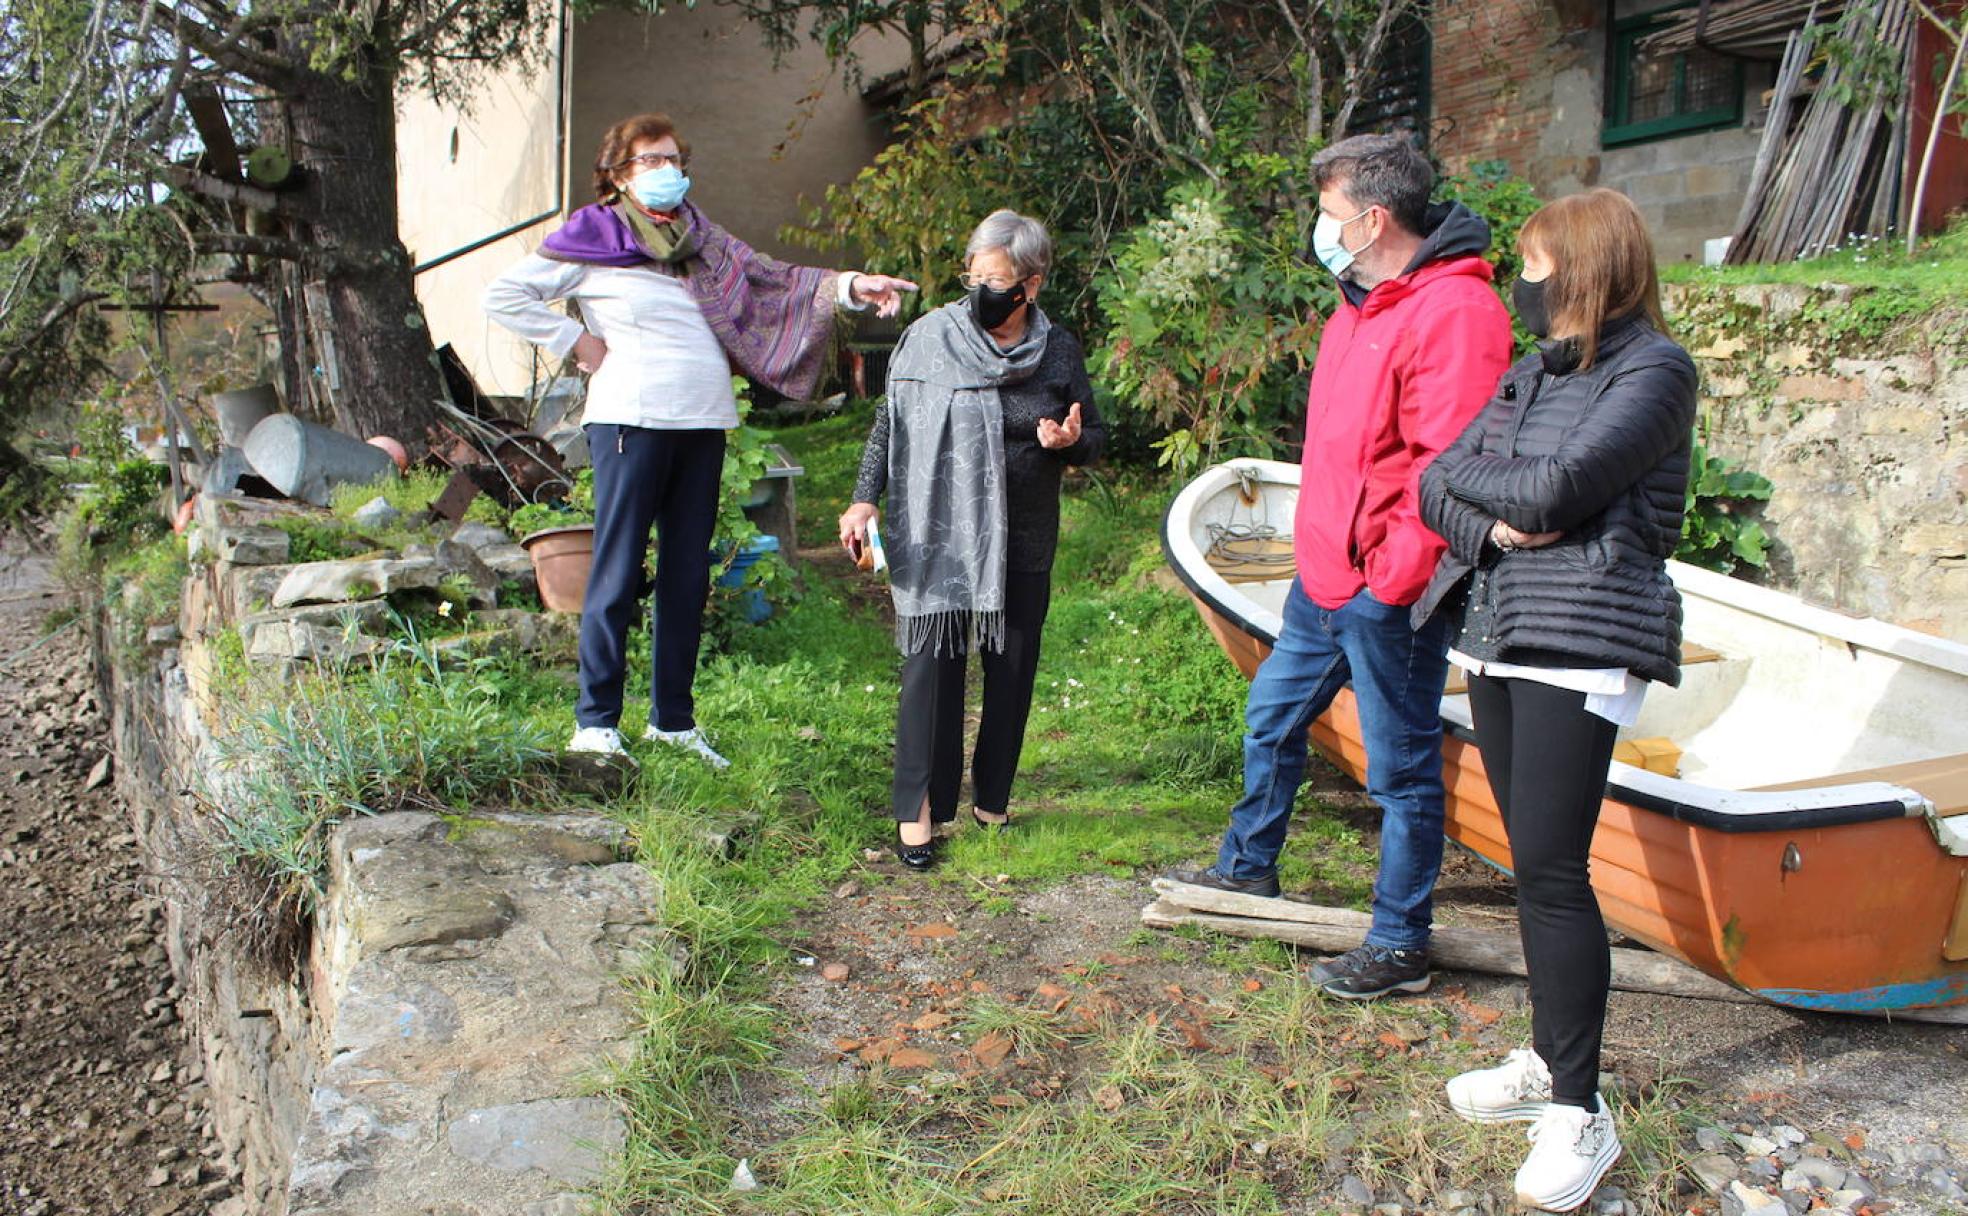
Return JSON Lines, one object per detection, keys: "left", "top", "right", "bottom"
{"left": 576, "top": 424, "right": 725, "bottom": 732}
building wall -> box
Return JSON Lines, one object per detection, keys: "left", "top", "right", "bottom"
{"left": 397, "top": 5, "right": 904, "bottom": 397}
{"left": 1430, "top": 0, "right": 1776, "bottom": 262}
{"left": 567, "top": 9, "right": 903, "bottom": 270}
{"left": 397, "top": 21, "right": 567, "bottom": 398}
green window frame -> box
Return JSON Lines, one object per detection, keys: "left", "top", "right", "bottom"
{"left": 1604, "top": 7, "right": 1745, "bottom": 147}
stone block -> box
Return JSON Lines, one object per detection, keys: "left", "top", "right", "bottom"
{"left": 209, "top": 526, "right": 293, "bottom": 566}
{"left": 449, "top": 522, "right": 513, "bottom": 552}
{"left": 1775, "top": 373, "right": 1865, "bottom": 402}
{"left": 447, "top": 809, "right": 630, "bottom": 872}
{"left": 446, "top": 1098, "right": 625, "bottom": 1186}
{"left": 447, "top": 609, "right": 575, "bottom": 660}
{"left": 331, "top": 814, "right": 517, "bottom": 958}
{"left": 1899, "top": 524, "right": 1968, "bottom": 559}
{"left": 218, "top": 562, "right": 296, "bottom": 619}
{"left": 271, "top": 557, "right": 443, "bottom": 609}
{"left": 244, "top": 620, "right": 388, "bottom": 668}
{"left": 1859, "top": 406, "right": 1937, "bottom": 436}
{"left": 236, "top": 601, "right": 391, "bottom": 650}
{"left": 350, "top": 497, "right": 402, "bottom": 529}
{"left": 478, "top": 544, "right": 536, "bottom": 588}
{"left": 1695, "top": 335, "right": 1751, "bottom": 361}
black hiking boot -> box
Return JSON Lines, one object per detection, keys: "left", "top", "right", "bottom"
{"left": 1163, "top": 865, "right": 1281, "bottom": 899}
{"left": 1312, "top": 944, "right": 1431, "bottom": 1000}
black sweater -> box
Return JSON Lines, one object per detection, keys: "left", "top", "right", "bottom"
{"left": 1416, "top": 320, "right": 1699, "bottom": 686}
{"left": 852, "top": 325, "right": 1106, "bottom": 573}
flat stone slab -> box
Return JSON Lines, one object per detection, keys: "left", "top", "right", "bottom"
{"left": 287, "top": 810, "right": 659, "bottom": 1215}
{"left": 446, "top": 1098, "right": 625, "bottom": 1185}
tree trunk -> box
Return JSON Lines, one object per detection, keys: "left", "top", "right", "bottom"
{"left": 281, "top": 51, "right": 444, "bottom": 447}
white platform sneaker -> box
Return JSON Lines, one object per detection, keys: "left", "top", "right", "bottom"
{"left": 1514, "top": 1097, "right": 1621, "bottom": 1212}
{"left": 566, "top": 726, "right": 629, "bottom": 757}
{"left": 1447, "top": 1047, "right": 1553, "bottom": 1123}
{"left": 644, "top": 725, "right": 730, "bottom": 770}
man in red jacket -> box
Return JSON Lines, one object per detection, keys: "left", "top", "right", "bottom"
{"left": 1172, "top": 134, "right": 1514, "bottom": 999}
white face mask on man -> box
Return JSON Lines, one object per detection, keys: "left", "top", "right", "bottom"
{"left": 1310, "top": 206, "right": 1375, "bottom": 278}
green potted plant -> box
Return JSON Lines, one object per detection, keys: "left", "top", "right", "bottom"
{"left": 513, "top": 470, "right": 595, "bottom": 613}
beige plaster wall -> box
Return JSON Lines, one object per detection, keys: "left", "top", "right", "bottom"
{"left": 565, "top": 7, "right": 901, "bottom": 264}
{"left": 398, "top": 23, "right": 566, "bottom": 399}
{"left": 398, "top": 5, "right": 903, "bottom": 396}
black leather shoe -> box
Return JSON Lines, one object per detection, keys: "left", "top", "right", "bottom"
{"left": 971, "top": 808, "right": 1011, "bottom": 831}
{"left": 894, "top": 831, "right": 937, "bottom": 871}
{"left": 1164, "top": 865, "right": 1281, "bottom": 899}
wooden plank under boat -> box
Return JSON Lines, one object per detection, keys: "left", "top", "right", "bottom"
{"left": 1163, "top": 458, "right": 1968, "bottom": 1020}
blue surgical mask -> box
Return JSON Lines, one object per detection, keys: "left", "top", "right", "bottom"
{"left": 1311, "top": 206, "right": 1373, "bottom": 278}
{"left": 629, "top": 165, "right": 691, "bottom": 211}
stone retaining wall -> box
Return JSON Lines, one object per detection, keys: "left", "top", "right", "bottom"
{"left": 1672, "top": 283, "right": 1968, "bottom": 640}
{"left": 104, "top": 493, "right": 658, "bottom": 1215}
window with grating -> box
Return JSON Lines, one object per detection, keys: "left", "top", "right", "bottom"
{"left": 1605, "top": 6, "right": 1744, "bottom": 146}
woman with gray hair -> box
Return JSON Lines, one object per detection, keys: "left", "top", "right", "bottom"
{"left": 840, "top": 209, "right": 1106, "bottom": 869}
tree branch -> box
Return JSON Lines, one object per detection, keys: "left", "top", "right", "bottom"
{"left": 0, "top": 291, "right": 112, "bottom": 390}
{"left": 194, "top": 231, "right": 318, "bottom": 262}
{"left": 162, "top": 164, "right": 304, "bottom": 220}
{"left": 148, "top": 2, "right": 296, "bottom": 84}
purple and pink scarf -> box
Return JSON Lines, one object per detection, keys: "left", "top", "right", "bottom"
{"left": 540, "top": 200, "right": 839, "bottom": 402}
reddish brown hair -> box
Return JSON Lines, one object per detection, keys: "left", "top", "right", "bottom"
{"left": 1518, "top": 188, "right": 1667, "bottom": 369}
{"left": 592, "top": 113, "right": 691, "bottom": 204}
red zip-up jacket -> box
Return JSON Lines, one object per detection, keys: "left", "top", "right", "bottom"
{"left": 1293, "top": 202, "right": 1515, "bottom": 610}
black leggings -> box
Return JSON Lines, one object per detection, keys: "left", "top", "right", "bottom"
{"left": 890, "top": 570, "right": 1051, "bottom": 823}
{"left": 1466, "top": 673, "right": 1621, "bottom": 1108}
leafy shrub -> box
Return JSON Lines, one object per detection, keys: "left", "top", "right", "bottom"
{"left": 1095, "top": 183, "right": 1328, "bottom": 475}
{"left": 1678, "top": 442, "right": 1774, "bottom": 573}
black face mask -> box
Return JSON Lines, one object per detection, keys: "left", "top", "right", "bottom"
{"left": 969, "top": 281, "right": 1027, "bottom": 330}
{"left": 1511, "top": 275, "right": 1553, "bottom": 339}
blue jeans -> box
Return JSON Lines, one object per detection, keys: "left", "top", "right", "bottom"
{"left": 1216, "top": 579, "right": 1451, "bottom": 952}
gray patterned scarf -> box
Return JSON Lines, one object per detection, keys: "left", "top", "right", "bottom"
{"left": 885, "top": 298, "right": 1052, "bottom": 656}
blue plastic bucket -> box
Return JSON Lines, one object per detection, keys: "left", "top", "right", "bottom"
{"left": 714, "top": 534, "right": 780, "bottom": 623}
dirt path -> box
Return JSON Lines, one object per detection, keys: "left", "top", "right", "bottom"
{"left": 746, "top": 788, "right": 1967, "bottom": 1215}
{"left": 0, "top": 551, "right": 237, "bottom": 1216}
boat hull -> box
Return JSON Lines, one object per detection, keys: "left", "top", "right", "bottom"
{"left": 1162, "top": 457, "right": 1968, "bottom": 1017}
{"left": 1296, "top": 676, "right": 1968, "bottom": 1014}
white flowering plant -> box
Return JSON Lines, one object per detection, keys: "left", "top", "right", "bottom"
{"left": 1095, "top": 180, "right": 1328, "bottom": 476}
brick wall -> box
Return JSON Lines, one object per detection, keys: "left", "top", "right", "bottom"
{"left": 1429, "top": 0, "right": 1771, "bottom": 262}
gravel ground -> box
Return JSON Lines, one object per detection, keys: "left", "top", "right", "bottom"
{"left": 0, "top": 550, "right": 239, "bottom": 1216}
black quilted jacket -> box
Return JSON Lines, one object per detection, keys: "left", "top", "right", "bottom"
{"left": 1414, "top": 319, "right": 1699, "bottom": 686}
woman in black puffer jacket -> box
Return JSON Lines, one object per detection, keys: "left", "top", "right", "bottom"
{"left": 1415, "top": 189, "right": 1696, "bottom": 1214}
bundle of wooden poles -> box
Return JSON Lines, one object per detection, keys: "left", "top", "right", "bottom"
{"left": 1725, "top": 0, "right": 1917, "bottom": 263}
{"left": 1643, "top": 0, "right": 1850, "bottom": 56}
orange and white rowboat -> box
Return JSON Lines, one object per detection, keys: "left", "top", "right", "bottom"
{"left": 1164, "top": 458, "right": 1968, "bottom": 1021}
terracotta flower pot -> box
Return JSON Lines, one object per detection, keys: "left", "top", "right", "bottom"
{"left": 520, "top": 525, "right": 595, "bottom": 614}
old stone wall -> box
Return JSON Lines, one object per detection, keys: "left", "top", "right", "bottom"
{"left": 1672, "top": 282, "right": 1968, "bottom": 639}
{"left": 104, "top": 493, "right": 663, "bottom": 1215}
{"left": 1429, "top": 0, "right": 1773, "bottom": 263}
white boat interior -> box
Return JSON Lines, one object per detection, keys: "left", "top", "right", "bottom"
{"left": 1167, "top": 458, "right": 1968, "bottom": 809}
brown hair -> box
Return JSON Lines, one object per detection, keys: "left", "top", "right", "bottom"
{"left": 591, "top": 113, "right": 691, "bottom": 204}
{"left": 1517, "top": 188, "right": 1667, "bottom": 369}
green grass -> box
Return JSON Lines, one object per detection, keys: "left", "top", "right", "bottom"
{"left": 1660, "top": 218, "right": 1968, "bottom": 302}
{"left": 579, "top": 406, "right": 1708, "bottom": 1213}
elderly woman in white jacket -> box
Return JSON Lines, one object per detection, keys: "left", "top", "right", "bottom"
{"left": 485, "top": 110, "right": 912, "bottom": 768}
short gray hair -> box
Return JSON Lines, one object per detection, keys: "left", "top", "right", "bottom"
{"left": 965, "top": 209, "right": 1052, "bottom": 279}
{"left": 1309, "top": 134, "right": 1433, "bottom": 235}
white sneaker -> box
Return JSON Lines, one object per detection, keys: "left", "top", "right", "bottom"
{"left": 643, "top": 725, "right": 731, "bottom": 770}
{"left": 1514, "top": 1097, "right": 1621, "bottom": 1213}
{"left": 567, "top": 726, "right": 628, "bottom": 756}
{"left": 1447, "top": 1047, "right": 1553, "bottom": 1123}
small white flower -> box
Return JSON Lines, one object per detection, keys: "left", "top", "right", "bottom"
{"left": 863, "top": 684, "right": 875, "bottom": 693}
{"left": 437, "top": 601, "right": 453, "bottom": 618}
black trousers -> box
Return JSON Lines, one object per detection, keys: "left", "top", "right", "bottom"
{"left": 1466, "top": 673, "right": 1621, "bottom": 1108}
{"left": 576, "top": 424, "right": 725, "bottom": 732}
{"left": 890, "top": 570, "right": 1052, "bottom": 823}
